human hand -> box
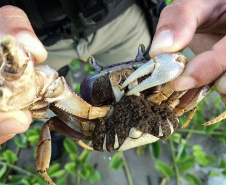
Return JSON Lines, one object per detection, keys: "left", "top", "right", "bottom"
{"left": 149, "top": 0, "right": 226, "bottom": 94}
{"left": 0, "top": 6, "right": 47, "bottom": 144}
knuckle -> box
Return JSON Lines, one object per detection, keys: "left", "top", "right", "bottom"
{"left": 157, "top": 1, "right": 194, "bottom": 31}
{"left": 0, "top": 5, "right": 26, "bottom": 17}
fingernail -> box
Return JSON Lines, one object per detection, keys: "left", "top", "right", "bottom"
{"left": 0, "top": 119, "right": 26, "bottom": 135}
{"left": 215, "top": 73, "right": 226, "bottom": 94}
{"left": 150, "top": 30, "right": 174, "bottom": 54}
{"left": 17, "top": 34, "right": 44, "bottom": 48}
{"left": 16, "top": 34, "right": 47, "bottom": 62}
{"left": 174, "top": 76, "right": 197, "bottom": 91}
{"left": 26, "top": 111, "right": 32, "bottom": 121}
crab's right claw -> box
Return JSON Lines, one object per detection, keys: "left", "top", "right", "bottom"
{"left": 121, "top": 53, "right": 187, "bottom": 95}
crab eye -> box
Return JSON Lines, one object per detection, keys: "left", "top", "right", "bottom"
{"left": 88, "top": 57, "right": 102, "bottom": 72}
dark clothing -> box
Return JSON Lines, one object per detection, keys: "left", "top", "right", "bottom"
{"left": 0, "top": 0, "right": 165, "bottom": 46}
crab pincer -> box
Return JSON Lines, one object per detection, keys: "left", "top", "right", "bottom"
{"left": 121, "top": 52, "right": 187, "bottom": 95}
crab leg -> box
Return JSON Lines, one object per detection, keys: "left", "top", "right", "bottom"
{"left": 202, "top": 109, "right": 226, "bottom": 126}
{"left": 44, "top": 76, "right": 111, "bottom": 119}
{"left": 202, "top": 94, "right": 226, "bottom": 126}
{"left": 173, "top": 85, "right": 212, "bottom": 128}
{"left": 180, "top": 108, "right": 197, "bottom": 129}
{"left": 37, "top": 117, "right": 92, "bottom": 185}
{"left": 121, "top": 53, "right": 186, "bottom": 95}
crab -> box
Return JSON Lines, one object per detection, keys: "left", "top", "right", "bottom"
{"left": 0, "top": 35, "right": 225, "bottom": 185}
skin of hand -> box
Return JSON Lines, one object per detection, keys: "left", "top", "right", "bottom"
{"left": 0, "top": 5, "right": 47, "bottom": 144}
{"left": 149, "top": 0, "right": 226, "bottom": 95}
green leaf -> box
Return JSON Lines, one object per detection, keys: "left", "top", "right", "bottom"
{"left": 63, "top": 138, "right": 78, "bottom": 154}
{"left": 56, "top": 178, "right": 68, "bottom": 185}
{"left": 28, "top": 135, "right": 39, "bottom": 146}
{"left": 3, "top": 150, "right": 18, "bottom": 164}
{"left": 73, "top": 83, "right": 80, "bottom": 93}
{"left": 13, "top": 134, "right": 27, "bottom": 148}
{"left": 176, "top": 140, "right": 188, "bottom": 163}
{"left": 0, "top": 163, "right": 7, "bottom": 178}
{"left": 69, "top": 59, "right": 81, "bottom": 70}
{"left": 80, "top": 150, "right": 90, "bottom": 163}
{"left": 222, "top": 169, "right": 226, "bottom": 176}
{"left": 49, "top": 169, "right": 66, "bottom": 178}
{"left": 155, "top": 161, "right": 175, "bottom": 181}
{"left": 84, "top": 65, "right": 95, "bottom": 76}
{"left": 172, "top": 133, "right": 181, "bottom": 143}
{"left": 178, "top": 157, "right": 195, "bottom": 173}
{"left": 219, "top": 160, "right": 226, "bottom": 168}
{"left": 26, "top": 126, "right": 40, "bottom": 146}
{"left": 69, "top": 154, "right": 80, "bottom": 164}
{"left": 65, "top": 162, "right": 77, "bottom": 176}
{"left": 26, "top": 126, "right": 40, "bottom": 136}
{"left": 9, "top": 174, "right": 26, "bottom": 183}
{"left": 210, "top": 171, "right": 219, "bottom": 177}
{"left": 89, "top": 171, "right": 102, "bottom": 184}
{"left": 20, "top": 179, "right": 30, "bottom": 185}
{"left": 109, "top": 152, "right": 124, "bottom": 171}
{"left": 193, "top": 146, "right": 216, "bottom": 167}
{"left": 165, "top": 0, "right": 174, "bottom": 5}
{"left": 80, "top": 163, "right": 94, "bottom": 179}
{"left": 48, "top": 163, "right": 61, "bottom": 177}
{"left": 193, "top": 145, "right": 202, "bottom": 152}
{"left": 185, "top": 174, "right": 201, "bottom": 185}
{"left": 150, "top": 141, "right": 161, "bottom": 159}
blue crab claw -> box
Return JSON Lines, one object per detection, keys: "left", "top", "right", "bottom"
{"left": 121, "top": 52, "right": 187, "bottom": 95}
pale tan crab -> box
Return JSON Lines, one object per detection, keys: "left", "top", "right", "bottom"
{"left": 0, "top": 35, "right": 225, "bottom": 185}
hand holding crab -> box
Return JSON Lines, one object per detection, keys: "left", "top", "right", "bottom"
{"left": 1, "top": 36, "right": 226, "bottom": 185}
{"left": 150, "top": 0, "right": 226, "bottom": 96}
{"left": 0, "top": 5, "right": 47, "bottom": 144}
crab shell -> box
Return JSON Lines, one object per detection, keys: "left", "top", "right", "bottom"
{"left": 80, "top": 59, "right": 146, "bottom": 106}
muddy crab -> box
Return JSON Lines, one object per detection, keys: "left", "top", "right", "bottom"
{"left": 0, "top": 35, "right": 225, "bottom": 185}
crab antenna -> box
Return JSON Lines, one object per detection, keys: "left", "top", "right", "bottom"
{"left": 88, "top": 56, "right": 102, "bottom": 72}
{"left": 135, "top": 44, "right": 145, "bottom": 62}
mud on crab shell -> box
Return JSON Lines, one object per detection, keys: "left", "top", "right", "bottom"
{"left": 1, "top": 35, "right": 226, "bottom": 185}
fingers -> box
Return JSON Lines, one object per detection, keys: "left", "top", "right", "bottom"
{"left": 0, "top": 134, "right": 15, "bottom": 145}
{"left": 0, "top": 5, "right": 47, "bottom": 63}
{"left": 214, "top": 72, "right": 226, "bottom": 94}
{"left": 149, "top": 0, "right": 221, "bottom": 57}
{"left": 189, "top": 34, "right": 224, "bottom": 55}
{"left": 171, "top": 35, "right": 226, "bottom": 91}
{"left": 0, "top": 110, "right": 32, "bottom": 143}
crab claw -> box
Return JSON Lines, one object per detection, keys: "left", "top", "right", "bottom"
{"left": 121, "top": 53, "right": 186, "bottom": 95}
{"left": 0, "top": 35, "right": 37, "bottom": 111}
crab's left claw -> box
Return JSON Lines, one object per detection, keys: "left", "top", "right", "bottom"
{"left": 121, "top": 53, "right": 186, "bottom": 95}
{"left": 0, "top": 35, "right": 37, "bottom": 111}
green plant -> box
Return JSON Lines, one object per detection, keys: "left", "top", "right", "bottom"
{"left": 0, "top": 126, "right": 102, "bottom": 185}
{"left": 149, "top": 88, "right": 225, "bottom": 185}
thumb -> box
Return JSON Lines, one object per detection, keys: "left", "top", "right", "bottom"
{"left": 0, "top": 5, "right": 47, "bottom": 63}
{"left": 171, "top": 35, "right": 226, "bottom": 91}
{"left": 0, "top": 110, "right": 32, "bottom": 135}
{"left": 149, "top": 0, "right": 218, "bottom": 57}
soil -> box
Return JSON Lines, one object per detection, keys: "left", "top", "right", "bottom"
{"left": 92, "top": 95, "right": 179, "bottom": 152}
